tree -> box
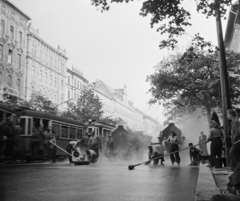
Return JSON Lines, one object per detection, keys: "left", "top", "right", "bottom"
{"left": 2, "top": 91, "right": 29, "bottom": 109}
{"left": 62, "top": 85, "right": 103, "bottom": 123}
{"left": 100, "top": 116, "right": 126, "bottom": 127}
{"left": 90, "top": 0, "right": 232, "bottom": 50}
{"left": 27, "top": 92, "right": 58, "bottom": 115}
{"left": 146, "top": 48, "right": 240, "bottom": 122}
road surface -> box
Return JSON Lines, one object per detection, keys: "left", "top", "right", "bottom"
{"left": 0, "top": 159, "right": 199, "bottom": 201}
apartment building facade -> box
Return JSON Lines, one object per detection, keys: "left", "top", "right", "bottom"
{"left": 0, "top": 0, "right": 30, "bottom": 101}
{"left": 66, "top": 67, "right": 88, "bottom": 103}
{"left": 25, "top": 26, "right": 68, "bottom": 109}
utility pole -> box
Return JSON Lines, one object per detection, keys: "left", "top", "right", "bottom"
{"left": 215, "top": 0, "right": 231, "bottom": 167}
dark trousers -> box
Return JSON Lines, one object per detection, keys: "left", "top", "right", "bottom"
{"left": 49, "top": 147, "right": 57, "bottom": 162}
{"left": 31, "top": 141, "right": 40, "bottom": 159}
{"left": 66, "top": 144, "right": 73, "bottom": 163}
{"left": 230, "top": 143, "right": 240, "bottom": 170}
{"left": 169, "top": 144, "right": 180, "bottom": 164}
{"left": 152, "top": 152, "right": 164, "bottom": 165}
{"left": 210, "top": 137, "right": 222, "bottom": 167}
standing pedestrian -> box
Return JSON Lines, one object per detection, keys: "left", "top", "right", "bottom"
{"left": 42, "top": 128, "right": 50, "bottom": 159}
{"left": 167, "top": 131, "right": 181, "bottom": 165}
{"left": 105, "top": 135, "right": 115, "bottom": 158}
{"left": 207, "top": 120, "right": 223, "bottom": 168}
{"left": 49, "top": 132, "right": 57, "bottom": 163}
{"left": 198, "top": 131, "right": 208, "bottom": 164}
{"left": 12, "top": 119, "right": 22, "bottom": 161}
{"left": 227, "top": 109, "right": 240, "bottom": 171}
{"left": 0, "top": 119, "right": 7, "bottom": 159}
{"left": 31, "top": 125, "right": 41, "bottom": 160}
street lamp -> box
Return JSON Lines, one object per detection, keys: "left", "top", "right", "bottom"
{"left": 54, "top": 98, "right": 73, "bottom": 109}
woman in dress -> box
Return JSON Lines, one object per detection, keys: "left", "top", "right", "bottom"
{"left": 198, "top": 131, "right": 208, "bottom": 164}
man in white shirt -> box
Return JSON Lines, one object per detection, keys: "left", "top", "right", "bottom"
{"left": 65, "top": 140, "right": 83, "bottom": 163}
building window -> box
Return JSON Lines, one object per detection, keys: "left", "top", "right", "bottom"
{"left": 54, "top": 95, "right": 56, "bottom": 103}
{"left": 74, "top": 79, "right": 76, "bottom": 87}
{"left": 54, "top": 77, "right": 57, "bottom": 87}
{"left": 19, "top": 31, "right": 22, "bottom": 44}
{"left": 17, "top": 54, "right": 21, "bottom": 69}
{"left": 7, "top": 75, "right": 12, "bottom": 87}
{"left": 1, "top": 19, "right": 5, "bottom": 35}
{"left": 0, "top": 44, "right": 3, "bottom": 61}
{"left": 49, "top": 93, "right": 52, "bottom": 101}
{"left": 40, "top": 51, "right": 42, "bottom": 61}
{"left": 32, "top": 66, "right": 35, "bottom": 77}
{"left": 8, "top": 49, "right": 13, "bottom": 64}
{"left": 50, "top": 57, "right": 53, "bottom": 67}
{"left": 74, "top": 93, "right": 76, "bottom": 101}
{"left": 40, "top": 70, "right": 42, "bottom": 81}
{"left": 77, "top": 81, "right": 79, "bottom": 88}
{"left": 68, "top": 90, "right": 70, "bottom": 99}
{"left": 50, "top": 75, "right": 52, "bottom": 85}
{"left": 10, "top": 25, "right": 14, "bottom": 40}
{"left": 16, "top": 79, "right": 20, "bottom": 92}
{"left": 45, "top": 53, "right": 48, "bottom": 64}
{"left": 45, "top": 72, "right": 47, "bottom": 83}
{"left": 61, "top": 80, "right": 63, "bottom": 89}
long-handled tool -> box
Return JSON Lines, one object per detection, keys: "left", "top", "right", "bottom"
{"left": 128, "top": 141, "right": 209, "bottom": 170}
{"left": 49, "top": 141, "right": 89, "bottom": 165}
{"left": 233, "top": 139, "right": 240, "bottom": 145}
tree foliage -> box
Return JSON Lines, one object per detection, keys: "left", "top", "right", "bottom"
{"left": 61, "top": 85, "right": 103, "bottom": 123}
{"left": 100, "top": 116, "right": 126, "bottom": 127}
{"left": 27, "top": 92, "right": 58, "bottom": 115}
{"left": 147, "top": 48, "right": 240, "bottom": 122}
{"left": 2, "top": 91, "right": 57, "bottom": 114}
{"left": 90, "top": 0, "right": 233, "bottom": 49}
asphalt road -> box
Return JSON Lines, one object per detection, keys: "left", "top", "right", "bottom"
{"left": 0, "top": 159, "right": 199, "bottom": 201}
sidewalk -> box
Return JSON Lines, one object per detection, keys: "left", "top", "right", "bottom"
{"left": 195, "top": 165, "right": 240, "bottom": 201}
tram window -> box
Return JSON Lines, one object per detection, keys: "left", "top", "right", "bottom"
{"left": 61, "top": 125, "right": 68, "bottom": 138}
{"left": 20, "top": 118, "right": 26, "bottom": 134}
{"left": 76, "top": 128, "right": 83, "bottom": 139}
{"left": 69, "top": 127, "right": 76, "bottom": 139}
{"left": 0, "top": 111, "right": 3, "bottom": 121}
{"left": 28, "top": 118, "right": 32, "bottom": 135}
{"left": 33, "top": 118, "right": 40, "bottom": 128}
{"left": 103, "top": 129, "right": 108, "bottom": 138}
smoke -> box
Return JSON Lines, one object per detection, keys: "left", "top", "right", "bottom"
{"left": 173, "top": 108, "right": 211, "bottom": 165}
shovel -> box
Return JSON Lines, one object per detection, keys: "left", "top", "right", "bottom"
{"left": 49, "top": 141, "right": 89, "bottom": 165}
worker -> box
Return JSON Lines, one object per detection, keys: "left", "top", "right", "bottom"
{"left": 84, "top": 149, "right": 98, "bottom": 163}
{"left": 65, "top": 140, "right": 83, "bottom": 164}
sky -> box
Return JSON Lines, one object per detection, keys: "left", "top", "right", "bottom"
{"left": 8, "top": 0, "right": 229, "bottom": 125}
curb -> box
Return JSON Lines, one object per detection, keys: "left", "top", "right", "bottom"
{"left": 195, "top": 165, "right": 218, "bottom": 201}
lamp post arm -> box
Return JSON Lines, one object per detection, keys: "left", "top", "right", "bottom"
{"left": 54, "top": 98, "right": 73, "bottom": 109}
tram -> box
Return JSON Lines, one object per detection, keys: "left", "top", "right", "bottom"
{"left": 0, "top": 102, "right": 16, "bottom": 123}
